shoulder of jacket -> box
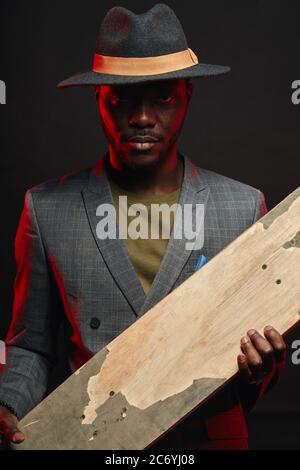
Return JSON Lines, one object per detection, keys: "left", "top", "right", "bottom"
{"left": 199, "top": 167, "right": 263, "bottom": 200}
{"left": 25, "top": 166, "right": 92, "bottom": 201}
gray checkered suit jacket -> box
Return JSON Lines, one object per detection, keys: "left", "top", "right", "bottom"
{"left": 0, "top": 152, "right": 267, "bottom": 422}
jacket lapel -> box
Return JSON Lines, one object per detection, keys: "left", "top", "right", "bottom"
{"left": 81, "top": 153, "right": 146, "bottom": 317}
{"left": 138, "top": 153, "right": 210, "bottom": 315}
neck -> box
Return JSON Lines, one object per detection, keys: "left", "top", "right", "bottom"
{"left": 106, "top": 144, "right": 184, "bottom": 196}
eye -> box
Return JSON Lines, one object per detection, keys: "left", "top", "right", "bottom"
{"left": 158, "top": 95, "right": 175, "bottom": 103}
{"left": 110, "top": 95, "right": 128, "bottom": 106}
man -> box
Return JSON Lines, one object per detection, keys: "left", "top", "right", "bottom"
{"left": 0, "top": 4, "right": 286, "bottom": 449}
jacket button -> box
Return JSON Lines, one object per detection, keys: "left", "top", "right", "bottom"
{"left": 90, "top": 317, "right": 101, "bottom": 329}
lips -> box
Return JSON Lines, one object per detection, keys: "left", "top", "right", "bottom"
{"left": 127, "top": 136, "right": 159, "bottom": 143}
{"left": 126, "top": 135, "right": 160, "bottom": 151}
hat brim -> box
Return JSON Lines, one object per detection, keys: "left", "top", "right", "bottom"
{"left": 57, "top": 63, "right": 230, "bottom": 88}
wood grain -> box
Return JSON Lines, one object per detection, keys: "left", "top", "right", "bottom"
{"left": 13, "top": 188, "right": 300, "bottom": 450}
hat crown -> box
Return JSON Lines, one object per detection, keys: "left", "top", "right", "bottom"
{"left": 95, "top": 3, "right": 188, "bottom": 58}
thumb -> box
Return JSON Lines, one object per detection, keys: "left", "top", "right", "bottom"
{"left": 7, "top": 425, "right": 25, "bottom": 443}
{"left": 0, "top": 418, "right": 25, "bottom": 443}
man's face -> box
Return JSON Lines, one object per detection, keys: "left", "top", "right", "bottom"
{"left": 96, "top": 78, "right": 192, "bottom": 170}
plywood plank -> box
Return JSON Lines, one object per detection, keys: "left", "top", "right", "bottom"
{"left": 13, "top": 188, "right": 300, "bottom": 450}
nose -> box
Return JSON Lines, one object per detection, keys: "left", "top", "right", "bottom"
{"left": 129, "top": 99, "right": 156, "bottom": 128}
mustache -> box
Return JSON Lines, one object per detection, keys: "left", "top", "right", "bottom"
{"left": 122, "top": 130, "right": 162, "bottom": 142}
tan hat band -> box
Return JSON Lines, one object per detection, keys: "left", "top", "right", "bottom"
{"left": 92, "top": 48, "right": 199, "bottom": 76}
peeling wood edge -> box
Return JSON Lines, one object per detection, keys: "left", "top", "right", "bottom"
{"left": 260, "top": 187, "right": 300, "bottom": 230}
{"left": 283, "top": 231, "right": 300, "bottom": 249}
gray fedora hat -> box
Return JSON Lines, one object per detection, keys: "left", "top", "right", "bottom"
{"left": 57, "top": 3, "right": 230, "bottom": 88}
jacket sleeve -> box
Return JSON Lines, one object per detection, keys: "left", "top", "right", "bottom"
{"left": 236, "top": 190, "right": 286, "bottom": 412}
{"left": 253, "top": 190, "right": 268, "bottom": 222}
{"left": 0, "top": 190, "right": 62, "bottom": 420}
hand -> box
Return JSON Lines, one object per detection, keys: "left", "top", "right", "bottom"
{"left": 0, "top": 405, "right": 24, "bottom": 447}
{"left": 237, "top": 325, "right": 286, "bottom": 386}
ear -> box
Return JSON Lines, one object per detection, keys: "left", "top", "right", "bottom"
{"left": 94, "top": 85, "right": 100, "bottom": 103}
{"left": 186, "top": 82, "right": 193, "bottom": 104}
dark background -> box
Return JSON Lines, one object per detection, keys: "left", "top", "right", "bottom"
{"left": 0, "top": 0, "right": 299, "bottom": 449}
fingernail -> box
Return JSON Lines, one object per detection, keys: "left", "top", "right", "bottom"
{"left": 241, "top": 336, "right": 249, "bottom": 344}
{"left": 264, "top": 325, "right": 273, "bottom": 331}
{"left": 247, "top": 329, "right": 256, "bottom": 337}
{"left": 12, "top": 433, "right": 24, "bottom": 443}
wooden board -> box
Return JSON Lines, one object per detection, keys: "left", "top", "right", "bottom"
{"left": 13, "top": 188, "right": 300, "bottom": 450}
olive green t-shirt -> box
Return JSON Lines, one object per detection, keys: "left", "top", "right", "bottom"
{"left": 108, "top": 177, "right": 181, "bottom": 295}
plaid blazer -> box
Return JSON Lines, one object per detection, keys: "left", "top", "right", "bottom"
{"left": 0, "top": 152, "right": 268, "bottom": 448}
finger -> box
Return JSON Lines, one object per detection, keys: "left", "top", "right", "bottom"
{"left": 0, "top": 420, "right": 25, "bottom": 444}
{"left": 8, "top": 426, "right": 25, "bottom": 443}
{"left": 247, "top": 329, "right": 274, "bottom": 374}
{"left": 240, "top": 335, "right": 264, "bottom": 383}
{"left": 264, "top": 326, "right": 286, "bottom": 363}
{"left": 237, "top": 353, "right": 253, "bottom": 383}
